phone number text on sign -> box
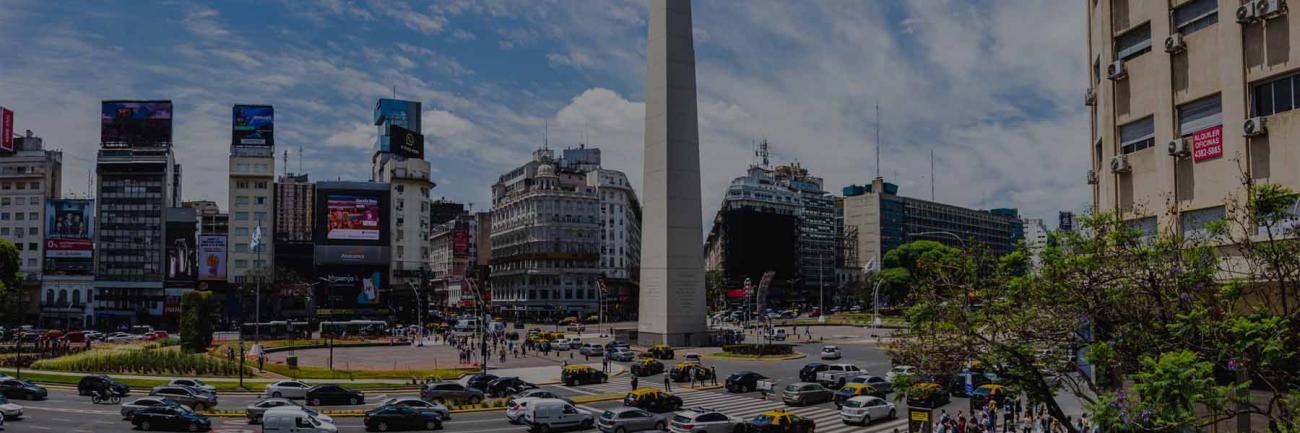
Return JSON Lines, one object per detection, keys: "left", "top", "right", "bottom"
{"left": 1192, "top": 125, "right": 1223, "bottom": 162}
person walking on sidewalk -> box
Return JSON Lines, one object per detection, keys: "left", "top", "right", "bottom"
{"left": 710, "top": 366, "right": 718, "bottom": 386}
{"left": 663, "top": 375, "right": 671, "bottom": 392}
{"left": 632, "top": 375, "right": 639, "bottom": 390}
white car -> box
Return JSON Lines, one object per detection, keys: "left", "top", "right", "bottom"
{"left": 839, "top": 396, "right": 896, "bottom": 425}
{"left": 769, "top": 328, "right": 787, "bottom": 340}
{"left": 506, "top": 397, "right": 539, "bottom": 423}
{"left": 265, "top": 381, "right": 311, "bottom": 399}
{"left": 820, "top": 345, "right": 842, "bottom": 360}
{"left": 884, "top": 365, "right": 915, "bottom": 383}
{"left": 0, "top": 394, "right": 23, "bottom": 420}
{"left": 166, "top": 379, "right": 216, "bottom": 393}
{"left": 552, "top": 338, "right": 576, "bottom": 350}
{"left": 379, "top": 397, "right": 450, "bottom": 420}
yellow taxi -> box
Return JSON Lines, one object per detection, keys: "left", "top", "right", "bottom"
{"left": 833, "top": 383, "right": 882, "bottom": 407}
{"left": 971, "top": 384, "right": 1008, "bottom": 408}
{"left": 623, "top": 387, "right": 682, "bottom": 413}
{"left": 561, "top": 364, "right": 608, "bottom": 386}
{"left": 745, "top": 409, "right": 816, "bottom": 433}
{"left": 648, "top": 344, "right": 675, "bottom": 360}
{"left": 668, "top": 361, "right": 711, "bottom": 382}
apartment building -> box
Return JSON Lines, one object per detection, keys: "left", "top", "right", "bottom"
{"left": 1, "top": 131, "right": 64, "bottom": 325}
{"left": 274, "top": 173, "right": 313, "bottom": 242}
{"left": 1088, "top": 0, "right": 1300, "bottom": 234}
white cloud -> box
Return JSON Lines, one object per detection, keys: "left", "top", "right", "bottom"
{"left": 182, "top": 7, "right": 231, "bottom": 39}
{"left": 451, "top": 29, "right": 476, "bottom": 41}
{"left": 325, "top": 122, "right": 374, "bottom": 150}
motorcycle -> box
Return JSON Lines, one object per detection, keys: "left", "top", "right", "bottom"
{"left": 91, "top": 389, "right": 122, "bottom": 405}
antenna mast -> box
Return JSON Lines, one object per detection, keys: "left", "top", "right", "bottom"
{"left": 283, "top": 150, "right": 288, "bottom": 177}
{"left": 298, "top": 145, "right": 303, "bottom": 174}
{"left": 930, "top": 149, "right": 935, "bottom": 201}
{"left": 875, "top": 102, "right": 881, "bottom": 179}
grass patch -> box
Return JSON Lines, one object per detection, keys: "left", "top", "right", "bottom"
{"left": 261, "top": 363, "right": 468, "bottom": 381}
{"left": 32, "top": 347, "right": 249, "bottom": 377}
{"left": 708, "top": 351, "right": 802, "bottom": 360}
{"left": 0, "top": 369, "right": 422, "bottom": 392}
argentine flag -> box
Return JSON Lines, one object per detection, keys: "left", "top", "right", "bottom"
{"left": 250, "top": 224, "right": 263, "bottom": 253}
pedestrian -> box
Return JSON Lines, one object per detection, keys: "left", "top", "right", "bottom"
{"left": 711, "top": 366, "right": 718, "bottom": 385}
{"left": 664, "top": 375, "right": 672, "bottom": 393}
{"left": 632, "top": 375, "right": 639, "bottom": 390}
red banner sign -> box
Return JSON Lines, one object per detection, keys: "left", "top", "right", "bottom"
{"left": 1192, "top": 125, "right": 1223, "bottom": 162}
{"left": 726, "top": 289, "right": 747, "bottom": 299}
{"left": 452, "top": 230, "right": 470, "bottom": 255}
{"left": 1, "top": 107, "right": 13, "bottom": 153}
{"left": 45, "top": 239, "right": 93, "bottom": 258}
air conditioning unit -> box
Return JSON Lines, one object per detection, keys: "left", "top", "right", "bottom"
{"left": 1107, "top": 60, "right": 1127, "bottom": 80}
{"left": 1238, "top": 2, "right": 1260, "bottom": 23}
{"left": 1110, "top": 154, "right": 1132, "bottom": 173}
{"left": 1087, "top": 169, "right": 1099, "bottom": 185}
{"left": 1244, "top": 117, "right": 1268, "bottom": 137}
{"left": 1167, "top": 138, "right": 1191, "bottom": 157}
{"left": 1085, "top": 87, "right": 1096, "bottom": 106}
{"left": 1164, "top": 33, "right": 1186, "bottom": 54}
{"left": 1257, "top": 0, "right": 1288, "bottom": 18}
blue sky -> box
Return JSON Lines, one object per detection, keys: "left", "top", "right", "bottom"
{"left": 0, "top": 0, "right": 1088, "bottom": 227}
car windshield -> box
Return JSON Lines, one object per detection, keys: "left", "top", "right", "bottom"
{"left": 752, "top": 415, "right": 776, "bottom": 425}
{"left": 0, "top": 395, "right": 7, "bottom": 404}
{"left": 673, "top": 415, "right": 692, "bottom": 423}
{"left": 974, "top": 388, "right": 992, "bottom": 396}
{"left": 602, "top": 410, "right": 616, "bottom": 419}
{"left": 307, "top": 416, "right": 322, "bottom": 426}
{"left": 192, "top": 379, "right": 207, "bottom": 387}
{"left": 842, "top": 399, "right": 865, "bottom": 408}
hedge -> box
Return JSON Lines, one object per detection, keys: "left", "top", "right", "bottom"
{"left": 720, "top": 344, "right": 794, "bottom": 356}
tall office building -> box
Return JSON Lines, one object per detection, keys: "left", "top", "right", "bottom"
{"left": 842, "top": 177, "right": 1022, "bottom": 271}
{"left": 274, "top": 173, "right": 314, "bottom": 242}
{"left": 371, "top": 98, "right": 433, "bottom": 322}
{"left": 567, "top": 147, "right": 642, "bottom": 319}
{"left": 1087, "top": 0, "right": 1299, "bottom": 235}
{"left": 0, "top": 129, "right": 65, "bottom": 326}
{"left": 94, "top": 100, "right": 179, "bottom": 329}
{"left": 1023, "top": 217, "right": 1049, "bottom": 267}
{"left": 228, "top": 105, "right": 275, "bottom": 285}
{"left": 182, "top": 200, "right": 228, "bottom": 235}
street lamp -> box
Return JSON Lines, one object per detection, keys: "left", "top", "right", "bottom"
{"left": 407, "top": 281, "right": 424, "bottom": 346}
{"left": 906, "top": 230, "right": 967, "bottom": 248}
{"left": 463, "top": 279, "right": 488, "bottom": 375}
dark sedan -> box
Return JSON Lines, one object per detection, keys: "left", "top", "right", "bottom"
{"left": 465, "top": 374, "right": 499, "bottom": 392}
{"left": 305, "top": 384, "right": 364, "bottom": 406}
{"left": 0, "top": 379, "right": 46, "bottom": 400}
{"left": 78, "top": 375, "right": 130, "bottom": 396}
{"left": 798, "top": 363, "right": 828, "bottom": 383}
{"left": 130, "top": 405, "right": 211, "bottom": 432}
{"left": 365, "top": 404, "right": 443, "bottom": 431}
{"left": 725, "top": 371, "right": 768, "bottom": 393}
{"left": 485, "top": 377, "right": 537, "bottom": 398}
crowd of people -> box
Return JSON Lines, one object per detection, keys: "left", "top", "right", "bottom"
{"left": 933, "top": 398, "right": 1098, "bottom": 433}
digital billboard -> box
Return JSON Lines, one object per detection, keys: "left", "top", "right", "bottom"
{"left": 166, "top": 220, "right": 198, "bottom": 287}
{"left": 197, "top": 235, "right": 227, "bottom": 281}
{"left": 452, "top": 229, "right": 470, "bottom": 256}
{"left": 45, "top": 199, "right": 94, "bottom": 259}
{"left": 390, "top": 124, "right": 424, "bottom": 159}
{"left": 325, "top": 195, "right": 382, "bottom": 241}
{"left": 1, "top": 107, "right": 13, "bottom": 153}
{"left": 101, "top": 101, "right": 173, "bottom": 148}
{"left": 232, "top": 105, "right": 274, "bottom": 146}
{"left": 317, "top": 266, "right": 384, "bottom": 308}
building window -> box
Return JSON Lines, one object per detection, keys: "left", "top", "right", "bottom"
{"left": 235, "top": 212, "right": 249, "bottom": 221}
{"left": 1115, "top": 23, "right": 1152, "bottom": 61}
{"left": 1120, "top": 116, "right": 1155, "bottom": 154}
{"left": 236, "top": 196, "right": 249, "bottom": 205}
{"left": 236, "top": 181, "right": 249, "bottom": 189}
{"left": 255, "top": 181, "right": 268, "bottom": 189}
{"left": 28, "top": 242, "right": 36, "bottom": 251}
{"left": 1177, "top": 95, "right": 1222, "bottom": 136}
{"left": 256, "top": 196, "right": 266, "bottom": 205}
{"left": 1252, "top": 72, "right": 1300, "bottom": 117}
{"left": 1174, "top": 0, "right": 1217, "bottom": 34}
{"left": 1181, "top": 206, "right": 1225, "bottom": 238}
{"left": 1128, "top": 216, "right": 1159, "bottom": 238}
{"left": 235, "top": 259, "right": 249, "bottom": 268}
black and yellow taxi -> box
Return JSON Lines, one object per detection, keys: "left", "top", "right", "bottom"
{"left": 561, "top": 365, "right": 608, "bottom": 386}
{"left": 833, "top": 383, "right": 882, "bottom": 407}
{"left": 631, "top": 358, "right": 665, "bottom": 377}
{"left": 648, "top": 344, "right": 675, "bottom": 360}
{"left": 622, "top": 388, "right": 682, "bottom": 413}
{"left": 668, "top": 361, "right": 711, "bottom": 382}
{"left": 971, "top": 384, "right": 1008, "bottom": 409}
{"left": 905, "top": 382, "right": 950, "bottom": 408}
{"left": 745, "top": 409, "right": 816, "bottom": 433}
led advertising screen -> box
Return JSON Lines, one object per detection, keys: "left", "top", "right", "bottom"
{"left": 325, "top": 194, "right": 382, "bottom": 241}
{"left": 166, "top": 220, "right": 198, "bottom": 287}
{"left": 1, "top": 107, "right": 13, "bottom": 153}
{"left": 389, "top": 124, "right": 424, "bottom": 159}
{"left": 317, "top": 266, "right": 384, "bottom": 308}
{"left": 197, "top": 235, "right": 228, "bottom": 281}
{"left": 232, "top": 105, "right": 274, "bottom": 146}
{"left": 101, "top": 101, "right": 173, "bottom": 148}
{"left": 45, "top": 199, "right": 94, "bottom": 259}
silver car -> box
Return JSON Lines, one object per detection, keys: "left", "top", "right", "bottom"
{"left": 420, "top": 381, "right": 485, "bottom": 404}
{"left": 669, "top": 408, "right": 744, "bottom": 433}
{"left": 846, "top": 375, "right": 892, "bottom": 394}
{"left": 165, "top": 379, "right": 216, "bottom": 393}
{"left": 511, "top": 389, "right": 575, "bottom": 405}
{"left": 120, "top": 397, "right": 179, "bottom": 420}
{"left": 608, "top": 348, "right": 636, "bottom": 362}
{"left": 244, "top": 398, "right": 335, "bottom": 424}
{"left": 380, "top": 397, "right": 451, "bottom": 420}
{"left": 598, "top": 407, "right": 667, "bottom": 433}
{"left": 264, "top": 380, "right": 310, "bottom": 399}
{"left": 781, "top": 382, "right": 834, "bottom": 406}
{"left": 149, "top": 386, "right": 219, "bottom": 410}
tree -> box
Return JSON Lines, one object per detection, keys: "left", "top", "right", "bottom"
{"left": 179, "top": 291, "right": 215, "bottom": 353}
{"left": 705, "top": 270, "right": 727, "bottom": 311}
{"left": 862, "top": 240, "right": 961, "bottom": 305}
{"left": 0, "top": 239, "right": 22, "bottom": 327}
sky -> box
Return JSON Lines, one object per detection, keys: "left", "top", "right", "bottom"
{"left": 0, "top": 0, "right": 1089, "bottom": 229}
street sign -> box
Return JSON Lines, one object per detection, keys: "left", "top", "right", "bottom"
{"left": 908, "top": 407, "right": 933, "bottom": 433}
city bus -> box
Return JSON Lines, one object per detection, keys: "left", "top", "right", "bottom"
{"left": 241, "top": 321, "right": 311, "bottom": 339}
{"left": 319, "top": 320, "right": 388, "bottom": 337}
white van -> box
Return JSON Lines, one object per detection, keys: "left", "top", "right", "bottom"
{"left": 262, "top": 406, "right": 339, "bottom": 433}
{"left": 454, "top": 318, "right": 480, "bottom": 332}
{"left": 523, "top": 399, "right": 593, "bottom": 433}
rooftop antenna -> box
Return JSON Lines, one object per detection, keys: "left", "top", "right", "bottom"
{"left": 756, "top": 139, "right": 770, "bottom": 168}
{"left": 298, "top": 145, "right": 303, "bottom": 174}
{"left": 930, "top": 148, "right": 935, "bottom": 201}
{"left": 544, "top": 120, "right": 549, "bottom": 150}
{"left": 875, "top": 101, "right": 881, "bottom": 180}
{"left": 392, "top": 85, "right": 397, "bottom": 99}
{"left": 282, "top": 149, "right": 288, "bottom": 177}
{"left": 87, "top": 168, "right": 93, "bottom": 197}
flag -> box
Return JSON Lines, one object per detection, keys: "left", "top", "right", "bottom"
{"left": 863, "top": 257, "right": 878, "bottom": 273}
{"left": 250, "top": 224, "right": 262, "bottom": 253}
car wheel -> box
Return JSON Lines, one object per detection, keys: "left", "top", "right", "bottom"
{"left": 140, "top": 420, "right": 153, "bottom": 431}
{"left": 311, "top": 398, "right": 322, "bottom": 406}
{"left": 582, "top": 419, "right": 594, "bottom": 429}
{"left": 733, "top": 425, "right": 745, "bottom": 433}
{"left": 377, "top": 421, "right": 390, "bottom": 431}
{"left": 192, "top": 403, "right": 205, "bottom": 411}
{"left": 538, "top": 424, "right": 551, "bottom": 433}
{"left": 349, "top": 397, "right": 359, "bottom": 405}
{"left": 469, "top": 395, "right": 482, "bottom": 404}
{"left": 655, "top": 422, "right": 666, "bottom": 431}
{"left": 864, "top": 416, "right": 872, "bottom": 425}
{"left": 889, "top": 409, "right": 896, "bottom": 419}
{"left": 427, "top": 420, "right": 440, "bottom": 430}
{"left": 616, "top": 427, "right": 627, "bottom": 433}
{"left": 188, "top": 422, "right": 201, "bottom": 432}
{"left": 271, "top": 391, "right": 282, "bottom": 398}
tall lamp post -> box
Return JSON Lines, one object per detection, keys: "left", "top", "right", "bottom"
{"left": 407, "top": 281, "right": 424, "bottom": 346}
{"left": 464, "top": 279, "right": 488, "bottom": 375}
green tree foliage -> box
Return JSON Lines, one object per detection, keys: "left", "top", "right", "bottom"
{"left": 0, "top": 239, "right": 22, "bottom": 326}
{"left": 179, "top": 291, "right": 215, "bottom": 353}
{"left": 863, "top": 240, "right": 961, "bottom": 305}
{"left": 705, "top": 270, "right": 727, "bottom": 311}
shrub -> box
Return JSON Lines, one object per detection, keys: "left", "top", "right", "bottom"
{"left": 720, "top": 344, "right": 794, "bottom": 356}
{"left": 179, "top": 291, "right": 215, "bottom": 353}
{"left": 31, "top": 347, "right": 250, "bottom": 376}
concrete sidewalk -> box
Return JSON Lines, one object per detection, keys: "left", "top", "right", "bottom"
{"left": 1, "top": 362, "right": 624, "bottom": 386}
{"left": 468, "top": 363, "right": 626, "bottom": 385}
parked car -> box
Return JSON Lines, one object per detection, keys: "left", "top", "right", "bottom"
{"left": 604, "top": 341, "right": 631, "bottom": 351}
{"left": 952, "top": 370, "right": 999, "bottom": 397}
{"left": 364, "top": 404, "right": 443, "bottom": 431}
{"left": 420, "top": 381, "right": 485, "bottom": 404}
{"left": 598, "top": 407, "right": 667, "bottom": 433}
{"left": 608, "top": 348, "right": 636, "bottom": 362}
{"left": 510, "top": 390, "right": 574, "bottom": 405}
{"left": 523, "top": 399, "right": 594, "bottom": 433}
{"left": 819, "top": 346, "right": 842, "bottom": 360}
{"left": 845, "top": 375, "right": 892, "bottom": 395}
{"left": 622, "top": 388, "right": 682, "bottom": 413}
{"left": 631, "top": 359, "right": 665, "bottom": 377}
{"left": 579, "top": 344, "right": 606, "bottom": 357}
{"left": 0, "top": 394, "right": 23, "bottom": 420}
{"left": 166, "top": 379, "right": 216, "bottom": 394}
{"left": 78, "top": 375, "right": 130, "bottom": 396}
{"left": 149, "top": 385, "right": 219, "bottom": 410}
{"left": 130, "top": 405, "right": 211, "bottom": 432}
{"left": 769, "top": 328, "right": 787, "bottom": 341}
{"left": 883, "top": 365, "right": 915, "bottom": 383}
{"left": 725, "top": 371, "right": 768, "bottom": 393}
{"left": 647, "top": 344, "right": 674, "bottom": 359}
{"left": 667, "top": 407, "right": 744, "bottom": 433}
{"left": 244, "top": 398, "right": 335, "bottom": 424}
{"left": 265, "top": 381, "right": 311, "bottom": 399}
{"left": 261, "top": 406, "right": 337, "bottom": 433}
{"left": 814, "top": 364, "right": 864, "bottom": 388}
{"left": 121, "top": 397, "right": 180, "bottom": 420}
{"left": 0, "top": 380, "right": 46, "bottom": 401}
{"left": 561, "top": 365, "right": 607, "bottom": 386}
{"left": 905, "top": 382, "right": 951, "bottom": 408}
{"left": 839, "top": 396, "right": 896, "bottom": 425}
{"left": 465, "top": 374, "right": 499, "bottom": 392}
{"left": 833, "top": 384, "right": 883, "bottom": 407}
{"left": 971, "top": 384, "right": 1009, "bottom": 409}
{"left": 745, "top": 409, "right": 815, "bottom": 433}
{"left": 682, "top": 353, "right": 703, "bottom": 363}
{"left": 798, "top": 363, "right": 828, "bottom": 383}
{"left": 305, "top": 384, "right": 364, "bottom": 406}
{"left": 379, "top": 397, "right": 450, "bottom": 421}
{"left": 551, "top": 338, "right": 576, "bottom": 350}
{"left": 781, "top": 382, "right": 834, "bottom": 406}
{"left": 485, "top": 377, "right": 537, "bottom": 398}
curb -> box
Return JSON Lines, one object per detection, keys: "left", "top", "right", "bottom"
{"left": 702, "top": 352, "right": 807, "bottom": 361}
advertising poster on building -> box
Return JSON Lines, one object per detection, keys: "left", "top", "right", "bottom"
{"left": 163, "top": 288, "right": 192, "bottom": 318}
{"left": 389, "top": 124, "right": 424, "bottom": 159}
{"left": 0, "top": 107, "right": 13, "bottom": 153}
{"left": 452, "top": 229, "right": 470, "bottom": 256}
{"left": 316, "top": 267, "right": 383, "bottom": 308}
{"left": 165, "top": 221, "right": 197, "bottom": 287}
{"left": 1192, "top": 125, "right": 1223, "bottom": 162}
{"left": 197, "top": 235, "right": 227, "bottom": 281}
{"left": 101, "top": 101, "right": 173, "bottom": 147}
{"left": 45, "top": 199, "right": 94, "bottom": 259}
{"left": 326, "top": 195, "right": 381, "bottom": 241}
{"left": 232, "top": 105, "right": 274, "bottom": 146}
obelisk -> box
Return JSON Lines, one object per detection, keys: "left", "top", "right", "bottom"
{"left": 638, "top": 0, "right": 707, "bottom": 346}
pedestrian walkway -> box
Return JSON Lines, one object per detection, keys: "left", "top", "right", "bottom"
{"left": 673, "top": 390, "right": 907, "bottom": 433}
